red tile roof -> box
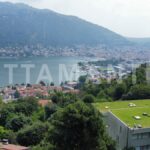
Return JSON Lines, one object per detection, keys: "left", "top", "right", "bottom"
{"left": 38, "top": 100, "right": 51, "bottom": 107}
{"left": 1, "top": 144, "right": 29, "bottom": 150}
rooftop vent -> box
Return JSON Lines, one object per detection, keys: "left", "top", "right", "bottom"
{"left": 143, "top": 112, "right": 148, "bottom": 116}
{"left": 129, "top": 103, "right": 136, "bottom": 107}
{"left": 133, "top": 116, "right": 141, "bottom": 120}
{"left": 137, "top": 124, "right": 142, "bottom": 128}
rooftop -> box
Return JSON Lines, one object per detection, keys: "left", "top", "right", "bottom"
{"left": 0, "top": 144, "right": 29, "bottom": 150}
{"left": 38, "top": 99, "right": 52, "bottom": 107}
{"left": 94, "top": 100, "right": 150, "bottom": 128}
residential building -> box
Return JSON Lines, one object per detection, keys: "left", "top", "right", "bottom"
{"left": 95, "top": 100, "right": 150, "bottom": 150}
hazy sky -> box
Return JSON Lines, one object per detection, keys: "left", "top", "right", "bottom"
{"left": 1, "top": 0, "right": 150, "bottom": 38}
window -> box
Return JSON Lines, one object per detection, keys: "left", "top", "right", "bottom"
{"left": 116, "top": 135, "right": 119, "bottom": 143}
{"left": 140, "top": 145, "right": 150, "bottom": 150}
{"left": 132, "top": 134, "right": 138, "bottom": 140}
{"left": 135, "top": 147, "right": 140, "bottom": 150}
{"left": 120, "top": 126, "right": 122, "bottom": 133}
{"left": 141, "top": 133, "right": 149, "bottom": 139}
{"left": 132, "top": 132, "right": 150, "bottom": 140}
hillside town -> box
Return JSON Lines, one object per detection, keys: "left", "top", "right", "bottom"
{"left": 0, "top": 45, "right": 150, "bottom": 61}
{"left": 0, "top": 81, "right": 79, "bottom": 102}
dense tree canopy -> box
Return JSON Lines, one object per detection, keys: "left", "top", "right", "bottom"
{"left": 82, "top": 94, "right": 95, "bottom": 103}
{"left": 6, "top": 114, "right": 32, "bottom": 132}
{"left": 0, "top": 126, "right": 9, "bottom": 139}
{"left": 17, "top": 122, "right": 49, "bottom": 146}
{"left": 48, "top": 101, "right": 115, "bottom": 150}
{"left": 0, "top": 93, "right": 116, "bottom": 150}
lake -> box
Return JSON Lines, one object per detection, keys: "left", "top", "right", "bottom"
{"left": 0, "top": 56, "right": 83, "bottom": 87}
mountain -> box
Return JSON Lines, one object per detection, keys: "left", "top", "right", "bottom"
{"left": 0, "top": 2, "right": 130, "bottom": 47}
{"left": 128, "top": 37, "right": 150, "bottom": 47}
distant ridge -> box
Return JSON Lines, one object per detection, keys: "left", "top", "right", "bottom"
{"left": 0, "top": 2, "right": 131, "bottom": 47}
{"left": 128, "top": 37, "right": 150, "bottom": 47}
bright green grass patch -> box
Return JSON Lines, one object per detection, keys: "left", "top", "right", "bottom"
{"left": 94, "top": 100, "right": 150, "bottom": 128}
{"left": 94, "top": 100, "right": 150, "bottom": 112}
{"left": 112, "top": 107, "right": 150, "bottom": 128}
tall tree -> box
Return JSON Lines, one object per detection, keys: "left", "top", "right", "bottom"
{"left": 48, "top": 101, "right": 115, "bottom": 150}
{"left": 17, "top": 122, "right": 49, "bottom": 146}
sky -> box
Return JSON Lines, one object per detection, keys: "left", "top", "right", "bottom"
{"left": 0, "top": 0, "right": 150, "bottom": 38}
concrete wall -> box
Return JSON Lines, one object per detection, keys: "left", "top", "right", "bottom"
{"left": 103, "top": 112, "right": 129, "bottom": 150}
{"left": 128, "top": 128, "right": 150, "bottom": 148}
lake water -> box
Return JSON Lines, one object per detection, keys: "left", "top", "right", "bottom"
{"left": 0, "top": 56, "right": 83, "bottom": 87}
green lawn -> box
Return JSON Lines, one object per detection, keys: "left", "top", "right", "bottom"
{"left": 94, "top": 100, "right": 150, "bottom": 128}
{"left": 112, "top": 107, "right": 150, "bottom": 128}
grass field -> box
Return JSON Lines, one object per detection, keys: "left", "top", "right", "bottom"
{"left": 94, "top": 100, "right": 150, "bottom": 128}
